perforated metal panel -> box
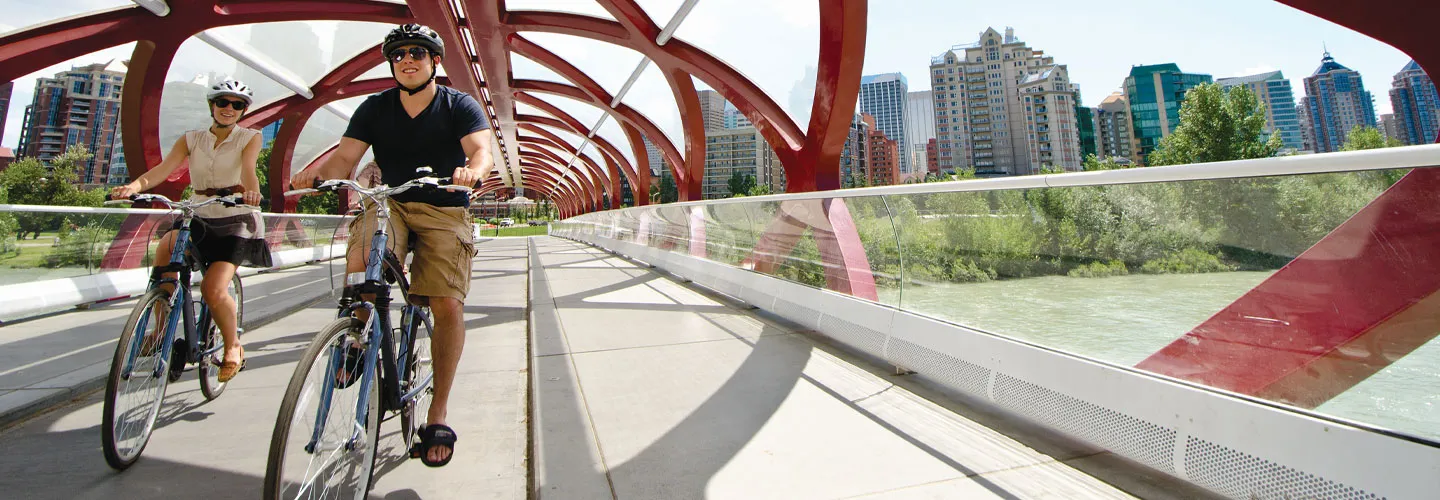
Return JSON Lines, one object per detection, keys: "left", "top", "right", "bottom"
{"left": 1184, "top": 436, "right": 1381, "bottom": 500}
{"left": 886, "top": 338, "right": 991, "bottom": 399}
{"left": 816, "top": 313, "right": 887, "bottom": 359}
{"left": 993, "top": 374, "right": 1177, "bottom": 473}
{"left": 773, "top": 297, "right": 822, "bottom": 331}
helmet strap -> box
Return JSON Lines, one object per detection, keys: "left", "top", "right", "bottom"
{"left": 392, "top": 64, "right": 437, "bottom": 96}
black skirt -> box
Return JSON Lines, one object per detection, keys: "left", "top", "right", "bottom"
{"left": 168, "top": 213, "right": 275, "bottom": 268}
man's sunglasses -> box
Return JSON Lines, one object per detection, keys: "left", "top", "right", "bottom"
{"left": 211, "top": 99, "right": 248, "bottom": 110}
{"left": 388, "top": 46, "right": 433, "bottom": 63}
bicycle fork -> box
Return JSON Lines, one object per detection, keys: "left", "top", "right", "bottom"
{"left": 305, "top": 302, "right": 380, "bottom": 454}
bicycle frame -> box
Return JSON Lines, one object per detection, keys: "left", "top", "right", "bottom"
{"left": 307, "top": 197, "right": 433, "bottom": 452}
{"left": 120, "top": 210, "right": 211, "bottom": 380}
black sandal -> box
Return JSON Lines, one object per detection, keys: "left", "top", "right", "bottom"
{"left": 410, "top": 424, "right": 458, "bottom": 467}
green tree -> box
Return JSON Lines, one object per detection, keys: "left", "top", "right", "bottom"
{"left": 1081, "top": 154, "right": 1138, "bottom": 171}
{"left": 0, "top": 146, "right": 101, "bottom": 238}
{"left": 1149, "top": 84, "right": 1283, "bottom": 166}
{"left": 656, "top": 172, "right": 679, "bottom": 203}
{"left": 1340, "top": 126, "right": 1404, "bottom": 151}
{"left": 746, "top": 183, "right": 772, "bottom": 196}
{"left": 727, "top": 171, "right": 756, "bottom": 197}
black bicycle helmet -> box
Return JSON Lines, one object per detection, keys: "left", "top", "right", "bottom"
{"left": 383, "top": 23, "right": 444, "bottom": 59}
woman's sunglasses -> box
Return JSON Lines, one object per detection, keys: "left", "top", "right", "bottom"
{"left": 211, "top": 99, "right": 248, "bottom": 111}
{"left": 388, "top": 46, "right": 433, "bottom": 63}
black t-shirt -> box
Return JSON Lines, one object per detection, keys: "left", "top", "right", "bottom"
{"left": 343, "top": 85, "right": 489, "bottom": 206}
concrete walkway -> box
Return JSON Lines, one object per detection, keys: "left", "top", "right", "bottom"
{"left": 0, "top": 263, "right": 338, "bottom": 429}
{"left": 528, "top": 237, "right": 1162, "bottom": 499}
{"left": 0, "top": 235, "right": 1196, "bottom": 499}
{"left": 0, "top": 239, "right": 529, "bottom": 499}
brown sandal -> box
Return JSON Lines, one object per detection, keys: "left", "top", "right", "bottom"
{"left": 218, "top": 347, "right": 246, "bottom": 382}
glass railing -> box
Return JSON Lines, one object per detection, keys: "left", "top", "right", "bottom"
{"left": 554, "top": 146, "right": 1440, "bottom": 442}
{"left": 0, "top": 204, "right": 349, "bottom": 321}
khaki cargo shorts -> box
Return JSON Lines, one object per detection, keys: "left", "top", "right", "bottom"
{"left": 347, "top": 200, "right": 476, "bottom": 302}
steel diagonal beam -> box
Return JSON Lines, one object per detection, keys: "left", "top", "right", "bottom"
{"left": 512, "top": 99, "right": 642, "bottom": 189}
{"left": 459, "top": 0, "right": 523, "bottom": 188}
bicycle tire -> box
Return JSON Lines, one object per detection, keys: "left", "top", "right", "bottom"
{"left": 199, "top": 273, "right": 243, "bottom": 399}
{"left": 101, "top": 289, "right": 174, "bottom": 470}
{"left": 399, "top": 306, "right": 434, "bottom": 455}
{"left": 264, "top": 317, "right": 379, "bottom": 500}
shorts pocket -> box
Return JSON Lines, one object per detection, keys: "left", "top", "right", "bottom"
{"left": 446, "top": 234, "right": 475, "bottom": 292}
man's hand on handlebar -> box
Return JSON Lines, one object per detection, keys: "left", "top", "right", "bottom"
{"left": 451, "top": 166, "right": 481, "bottom": 188}
{"left": 290, "top": 166, "right": 320, "bottom": 191}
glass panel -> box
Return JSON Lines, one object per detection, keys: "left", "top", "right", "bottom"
{"left": 619, "top": 61, "right": 685, "bottom": 162}
{"left": 0, "top": 205, "right": 347, "bottom": 322}
{"left": 519, "top": 32, "right": 647, "bottom": 98}
{"left": 510, "top": 52, "right": 571, "bottom": 86}
{"left": 6, "top": 1, "right": 134, "bottom": 36}
{"left": 740, "top": 197, "right": 900, "bottom": 307}
{"left": 288, "top": 95, "right": 370, "bottom": 178}
{"left": 527, "top": 92, "right": 606, "bottom": 136}
{"left": 672, "top": 0, "right": 818, "bottom": 133}
{"left": 635, "top": 0, "right": 688, "bottom": 27}
{"left": 886, "top": 168, "right": 1439, "bottom": 438}
{"left": 701, "top": 202, "right": 754, "bottom": 267}
{"left": 594, "top": 109, "right": 637, "bottom": 168}
{"left": 324, "top": 22, "right": 394, "bottom": 74}
{"left": 506, "top": 0, "right": 617, "bottom": 21}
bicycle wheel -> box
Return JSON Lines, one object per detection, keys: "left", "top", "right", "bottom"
{"left": 399, "top": 306, "right": 434, "bottom": 455}
{"left": 102, "top": 289, "right": 174, "bottom": 470}
{"left": 199, "top": 273, "right": 243, "bottom": 400}
{"left": 265, "top": 317, "right": 379, "bottom": 500}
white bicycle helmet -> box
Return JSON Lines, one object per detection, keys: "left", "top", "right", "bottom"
{"left": 207, "top": 78, "right": 254, "bottom": 105}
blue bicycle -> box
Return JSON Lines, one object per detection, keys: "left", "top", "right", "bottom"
{"left": 101, "top": 192, "right": 250, "bottom": 470}
{"left": 265, "top": 170, "right": 469, "bottom": 499}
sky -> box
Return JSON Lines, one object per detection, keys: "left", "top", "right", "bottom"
{"left": 1, "top": 0, "right": 1418, "bottom": 154}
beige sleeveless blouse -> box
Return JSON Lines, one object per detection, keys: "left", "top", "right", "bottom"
{"left": 184, "top": 127, "right": 261, "bottom": 218}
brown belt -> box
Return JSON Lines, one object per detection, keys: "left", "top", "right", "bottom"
{"left": 197, "top": 185, "right": 245, "bottom": 196}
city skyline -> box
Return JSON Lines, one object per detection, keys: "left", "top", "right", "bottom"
{"left": 1, "top": 1, "right": 1420, "bottom": 155}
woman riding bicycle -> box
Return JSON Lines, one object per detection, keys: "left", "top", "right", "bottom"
{"left": 109, "top": 78, "right": 273, "bottom": 383}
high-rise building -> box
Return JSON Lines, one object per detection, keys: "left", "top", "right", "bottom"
{"left": 1095, "top": 92, "right": 1138, "bottom": 163}
{"left": 723, "top": 103, "right": 752, "bottom": 129}
{"left": 696, "top": 89, "right": 727, "bottom": 132}
{"left": 1216, "top": 70, "right": 1304, "bottom": 151}
{"left": 17, "top": 59, "right": 127, "bottom": 185}
{"left": 859, "top": 73, "right": 909, "bottom": 175}
{"left": 1018, "top": 66, "right": 1083, "bottom": 171}
{"left": 1124, "top": 63, "right": 1212, "bottom": 164}
{"left": 925, "top": 138, "right": 938, "bottom": 176}
{"left": 930, "top": 27, "right": 1073, "bottom": 176}
{"left": 1296, "top": 104, "right": 1315, "bottom": 152}
{"left": 840, "top": 113, "right": 870, "bottom": 186}
{"left": 701, "top": 126, "right": 779, "bottom": 199}
{"left": 905, "top": 90, "right": 935, "bottom": 178}
{"left": 1388, "top": 60, "right": 1439, "bottom": 145}
{"left": 0, "top": 81, "right": 13, "bottom": 146}
{"left": 1380, "top": 113, "right": 1402, "bottom": 143}
{"left": 107, "top": 130, "right": 127, "bottom": 185}
{"left": 863, "top": 113, "right": 900, "bottom": 186}
{"left": 1076, "top": 106, "right": 1098, "bottom": 161}
{"left": 643, "top": 135, "right": 666, "bottom": 178}
{"left": 1302, "top": 51, "right": 1377, "bottom": 153}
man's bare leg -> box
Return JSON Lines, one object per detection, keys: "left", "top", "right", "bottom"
{"left": 424, "top": 296, "right": 464, "bottom": 463}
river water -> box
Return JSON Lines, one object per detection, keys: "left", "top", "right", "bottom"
{"left": 879, "top": 271, "right": 1440, "bottom": 441}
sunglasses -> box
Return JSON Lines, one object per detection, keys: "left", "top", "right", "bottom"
{"left": 211, "top": 99, "right": 248, "bottom": 111}
{"left": 388, "top": 46, "right": 433, "bottom": 63}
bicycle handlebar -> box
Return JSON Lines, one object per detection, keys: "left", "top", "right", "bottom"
{"left": 283, "top": 175, "right": 473, "bottom": 200}
{"left": 104, "top": 193, "right": 261, "bottom": 211}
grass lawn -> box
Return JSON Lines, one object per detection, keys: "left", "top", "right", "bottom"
{"left": 479, "top": 225, "right": 549, "bottom": 238}
{"left": 0, "top": 248, "right": 51, "bottom": 268}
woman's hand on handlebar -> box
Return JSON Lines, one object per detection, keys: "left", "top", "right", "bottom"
{"left": 110, "top": 183, "right": 141, "bottom": 200}
{"left": 242, "top": 190, "right": 262, "bottom": 206}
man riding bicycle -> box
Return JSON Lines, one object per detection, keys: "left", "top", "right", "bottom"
{"left": 290, "top": 23, "right": 493, "bottom": 467}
